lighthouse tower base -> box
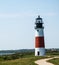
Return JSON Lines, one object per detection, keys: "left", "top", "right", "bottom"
{"left": 35, "top": 48, "right": 45, "bottom": 56}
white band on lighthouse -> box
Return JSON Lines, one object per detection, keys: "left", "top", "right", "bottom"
{"left": 35, "top": 28, "right": 44, "bottom": 37}
{"left": 35, "top": 48, "right": 45, "bottom": 56}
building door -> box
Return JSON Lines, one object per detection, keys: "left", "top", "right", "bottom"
{"left": 37, "top": 51, "right": 39, "bottom": 56}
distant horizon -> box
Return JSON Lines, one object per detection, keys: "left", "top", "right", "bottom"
{"left": 0, "top": 48, "right": 59, "bottom": 51}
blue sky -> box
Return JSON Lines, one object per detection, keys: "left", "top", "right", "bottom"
{"left": 0, "top": 0, "right": 59, "bottom": 50}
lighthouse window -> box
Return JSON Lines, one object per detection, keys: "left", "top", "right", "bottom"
{"left": 37, "top": 30, "right": 39, "bottom": 32}
{"left": 36, "top": 20, "right": 39, "bottom": 23}
{"left": 40, "top": 20, "right": 41, "bottom": 23}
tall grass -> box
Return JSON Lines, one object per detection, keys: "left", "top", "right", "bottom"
{"left": 48, "top": 58, "right": 59, "bottom": 65}
{"left": 0, "top": 51, "right": 59, "bottom": 65}
{"left": 0, "top": 56, "right": 47, "bottom": 65}
{"left": 0, "top": 52, "right": 48, "bottom": 65}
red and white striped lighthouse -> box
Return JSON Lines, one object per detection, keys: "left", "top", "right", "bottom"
{"left": 35, "top": 15, "right": 45, "bottom": 56}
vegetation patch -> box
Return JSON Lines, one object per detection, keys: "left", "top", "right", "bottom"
{"left": 47, "top": 58, "right": 59, "bottom": 65}
{"left": 0, "top": 52, "right": 48, "bottom": 65}
{"left": 0, "top": 56, "right": 47, "bottom": 65}
{"left": 0, "top": 51, "right": 59, "bottom": 65}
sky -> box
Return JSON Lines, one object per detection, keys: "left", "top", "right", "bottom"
{"left": 0, "top": 0, "right": 59, "bottom": 50}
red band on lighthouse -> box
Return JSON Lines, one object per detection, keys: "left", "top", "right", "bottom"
{"left": 35, "top": 37, "right": 45, "bottom": 48}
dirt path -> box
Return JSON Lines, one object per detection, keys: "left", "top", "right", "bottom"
{"left": 35, "top": 58, "right": 54, "bottom": 65}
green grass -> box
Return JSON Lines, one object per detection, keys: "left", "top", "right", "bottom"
{"left": 48, "top": 58, "right": 59, "bottom": 65}
{"left": 0, "top": 56, "right": 47, "bottom": 65}
{"left": 0, "top": 52, "right": 48, "bottom": 65}
{"left": 0, "top": 51, "right": 59, "bottom": 65}
{"left": 46, "top": 51, "right": 59, "bottom": 56}
{"left": 46, "top": 51, "right": 59, "bottom": 65}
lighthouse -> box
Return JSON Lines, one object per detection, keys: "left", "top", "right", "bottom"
{"left": 35, "top": 15, "right": 45, "bottom": 56}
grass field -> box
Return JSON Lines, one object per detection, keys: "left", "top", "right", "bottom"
{"left": 46, "top": 51, "right": 59, "bottom": 65}
{"left": 0, "top": 51, "right": 59, "bottom": 65}
{"left": 0, "top": 56, "right": 47, "bottom": 65}
{"left": 48, "top": 58, "right": 59, "bottom": 65}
